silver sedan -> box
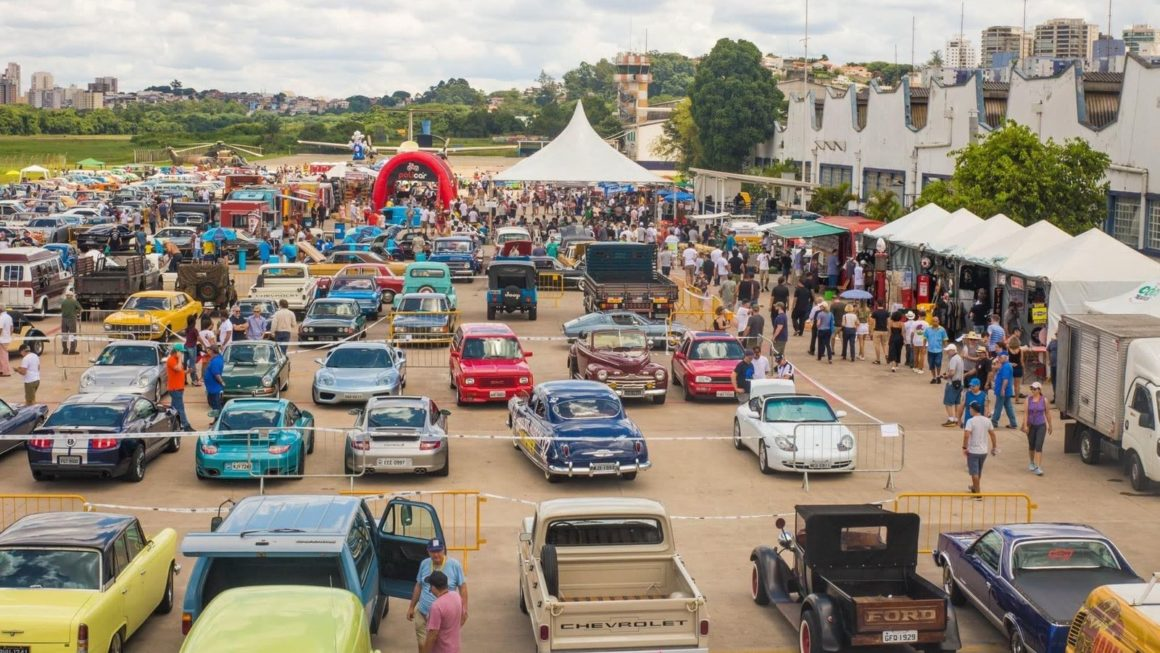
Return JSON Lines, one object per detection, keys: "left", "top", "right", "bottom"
{"left": 344, "top": 395, "right": 449, "bottom": 476}
{"left": 78, "top": 341, "right": 168, "bottom": 402}
{"left": 312, "top": 342, "right": 406, "bottom": 405}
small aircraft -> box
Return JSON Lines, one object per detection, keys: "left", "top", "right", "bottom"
{"left": 298, "top": 130, "right": 518, "bottom": 161}
{"left": 166, "top": 142, "right": 264, "bottom": 166}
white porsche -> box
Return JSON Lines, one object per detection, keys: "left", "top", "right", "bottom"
{"left": 732, "top": 380, "right": 856, "bottom": 474}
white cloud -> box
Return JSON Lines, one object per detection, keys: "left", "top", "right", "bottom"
{"left": 0, "top": 0, "right": 1154, "bottom": 96}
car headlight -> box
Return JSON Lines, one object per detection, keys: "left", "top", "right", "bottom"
{"left": 262, "top": 374, "right": 275, "bottom": 387}
{"left": 695, "top": 375, "right": 712, "bottom": 383}
{"left": 134, "top": 372, "right": 153, "bottom": 387}
{"left": 151, "top": 322, "right": 162, "bottom": 332}
{"left": 104, "top": 324, "right": 112, "bottom": 331}
{"left": 303, "top": 326, "right": 314, "bottom": 334}
{"left": 518, "top": 376, "right": 529, "bottom": 385}
{"left": 774, "top": 435, "right": 797, "bottom": 452}
{"left": 596, "top": 369, "right": 608, "bottom": 381}
{"left": 838, "top": 434, "right": 855, "bottom": 451}
{"left": 464, "top": 377, "right": 475, "bottom": 385}
{"left": 317, "top": 372, "right": 335, "bottom": 386}
{"left": 80, "top": 374, "right": 94, "bottom": 388}
{"left": 376, "top": 373, "right": 395, "bottom": 385}
{"left": 654, "top": 369, "right": 665, "bottom": 380}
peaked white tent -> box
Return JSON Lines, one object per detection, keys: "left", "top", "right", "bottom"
{"left": 493, "top": 101, "right": 665, "bottom": 184}
{"left": 865, "top": 203, "right": 950, "bottom": 243}
{"left": 1085, "top": 280, "right": 1160, "bottom": 318}
{"left": 950, "top": 214, "right": 1024, "bottom": 261}
{"left": 901, "top": 207, "right": 985, "bottom": 250}
{"left": 988, "top": 220, "right": 1072, "bottom": 269}
{"left": 19, "top": 164, "right": 50, "bottom": 179}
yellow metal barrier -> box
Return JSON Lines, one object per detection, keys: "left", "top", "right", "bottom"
{"left": 537, "top": 271, "right": 564, "bottom": 308}
{"left": 888, "top": 492, "right": 1037, "bottom": 554}
{"left": 387, "top": 310, "right": 459, "bottom": 345}
{"left": 342, "top": 490, "right": 485, "bottom": 570}
{"left": 0, "top": 494, "right": 90, "bottom": 529}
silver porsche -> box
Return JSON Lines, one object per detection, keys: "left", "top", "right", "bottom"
{"left": 344, "top": 395, "right": 449, "bottom": 476}
{"left": 311, "top": 342, "right": 407, "bottom": 405}
{"left": 78, "top": 341, "right": 168, "bottom": 402}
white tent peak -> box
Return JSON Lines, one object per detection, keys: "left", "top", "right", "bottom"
{"left": 865, "top": 203, "right": 950, "bottom": 242}
{"left": 949, "top": 214, "right": 1024, "bottom": 261}
{"left": 989, "top": 220, "right": 1071, "bottom": 268}
{"left": 894, "top": 206, "right": 983, "bottom": 249}
{"left": 493, "top": 100, "right": 665, "bottom": 184}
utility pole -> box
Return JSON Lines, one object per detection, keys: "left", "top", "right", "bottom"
{"left": 801, "top": 0, "right": 810, "bottom": 201}
{"left": 911, "top": 16, "right": 916, "bottom": 68}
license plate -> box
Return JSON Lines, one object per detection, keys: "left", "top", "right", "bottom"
{"left": 0, "top": 646, "right": 31, "bottom": 653}
{"left": 489, "top": 390, "right": 506, "bottom": 398}
{"left": 591, "top": 462, "right": 618, "bottom": 472}
{"left": 376, "top": 458, "right": 411, "bottom": 467}
{"left": 57, "top": 455, "right": 81, "bottom": 465}
{"left": 882, "top": 630, "right": 918, "bottom": 643}
{"left": 808, "top": 461, "right": 830, "bottom": 469}
{"left": 226, "top": 462, "right": 252, "bottom": 471}
{"left": 623, "top": 388, "right": 643, "bottom": 397}
{"left": 342, "top": 393, "right": 365, "bottom": 400}
{"left": 716, "top": 390, "right": 735, "bottom": 398}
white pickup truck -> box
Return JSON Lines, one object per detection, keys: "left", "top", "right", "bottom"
{"left": 518, "top": 498, "right": 709, "bottom": 653}
{"left": 247, "top": 262, "right": 320, "bottom": 314}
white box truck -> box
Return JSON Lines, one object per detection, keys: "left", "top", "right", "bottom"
{"left": 1057, "top": 313, "right": 1160, "bottom": 491}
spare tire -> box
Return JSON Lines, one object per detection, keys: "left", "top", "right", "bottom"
{"left": 194, "top": 281, "right": 218, "bottom": 302}
{"left": 418, "top": 285, "right": 436, "bottom": 294}
{"left": 502, "top": 285, "right": 521, "bottom": 310}
{"left": 541, "top": 544, "right": 559, "bottom": 598}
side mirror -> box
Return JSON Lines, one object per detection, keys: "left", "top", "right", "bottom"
{"left": 745, "top": 408, "right": 759, "bottom": 420}
{"left": 401, "top": 504, "right": 413, "bottom": 527}
{"left": 347, "top": 407, "right": 363, "bottom": 416}
{"left": 89, "top": 357, "right": 97, "bottom": 364}
{"left": 519, "top": 532, "right": 532, "bottom": 544}
{"left": 449, "top": 350, "right": 459, "bottom": 358}
{"left": 313, "top": 358, "right": 324, "bottom": 366}
{"left": 439, "top": 409, "right": 451, "bottom": 417}
{"left": 210, "top": 516, "right": 223, "bottom": 532}
{"left": 524, "top": 351, "right": 533, "bottom": 358}
{"left": 835, "top": 410, "right": 848, "bottom": 418}
{"left": 778, "top": 530, "right": 794, "bottom": 549}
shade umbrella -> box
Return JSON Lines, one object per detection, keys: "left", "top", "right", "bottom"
{"left": 202, "top": 227, "right": 238, "bottom": 241}
{"left": 2, "top": 170, "right": 19, "bottom": 178}
{"left": 839, "top": 289, "right": 873, "bottom": 300}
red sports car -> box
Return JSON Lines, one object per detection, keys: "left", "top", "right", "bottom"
{"left": 671, "top": 331, "right": 748, "bottom": 401}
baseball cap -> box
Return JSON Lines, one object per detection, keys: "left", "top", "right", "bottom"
{"left": 426, "top": 538, "right": 446, "bottom": 552}
{"left": 969, "top": 378, "right": 981, "bottom": 386}
{"left": 1030, "top": 381, "right": 1042, "bottom": 390}
{"left": 172, "top": 343, "right": 186, "bottom": 353}
{"left": 944, "top": 344, "right": 957, "bottom": 352}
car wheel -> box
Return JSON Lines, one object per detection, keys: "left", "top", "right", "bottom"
{"left": 1009, "top": 628, "right": 1029, "bottom": 653}
{"left": 165, "top": 435, "right": 181, "bottom": 453}
{"left": 519, "top": 584, "right": 529, "bottom": 615}
{"left": 684, "top": 386, "right": 695, "bottom": 401}
{"left": 28, "top": 334, "right": 44, "bottom": 355}
{"left": 369, "top": 595, "right": 386, "bottom": 635}
{"left": 1079, "top": 428, "right": 1101, "bottom": 464}
{"left": 455, "top": 386, "right": 465, "bottom": 406}
{"left": 544, "top": 466, "right": 562, "bottom": 483}
{"left": 32, "top": 470, "right": 49, "bottom": 482}
{"left": 670, "top": 364, "right": 680, "bottom": 386}
{"left": 942, "top": 564, "right": 966, "bottom": 606}
{"left": 291, "top": 446, "right": 306, "bottom": 479}
{"left": 124, "top": 446, "right": 146, "bottom": 483}
{"left": 487, "top": 306, "right": 496, "bottom": 320}
{"left": 107, "top": 631, "right": 124, "bottom": 653}
{"left": 307, "top": 430, "right": 315, "bottom": 455}
{"left": 1127, "top": 450, "right": 1152, "bottom": 492}
{"left": 799, "top": 610, "right": 823, "bottom": 653}
{"left": 751, "top": 560, "right": 770, "bottom": 605}
{"left": 620, "top": 471, "right": 637, "bottom": 481}
{"left": 758, "top": 443, "right": 773, "bottom": 475}
{"left": 652, "top": 393, "right": 666, "bottom": 405}
{"left": 434, "top": 451, "right": 449, "bottom": 477}
{"left": 383, "top": 290, "right": 396, "bottom": 306}
{"left": 528, "top": 307, "right": 537, "bottom": 321}
{"left": 733, "top": 419, "right": 744, "bottom": 450}
{"left": 155, "top": 563, "right": 176, "bottom": 614}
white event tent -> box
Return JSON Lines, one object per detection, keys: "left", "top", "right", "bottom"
{"left": 1085, "top": 280, "right": 1160, "bottom": 317}
{"left": 946, "top": 214, "right": 1024, "bottom": 262}
{"left": 494, "top": 101, "right": 666, "bottom": 184}
{"left": 864, "top": 203, "right": 950, "bottom": 244}
{"left": 899, "top": 207, "right": 984, "bottom": 251}
{"left": 987, "top": 220, "right": 1072, "bottom": 269}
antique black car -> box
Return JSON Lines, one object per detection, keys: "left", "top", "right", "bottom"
{"left": 77, "top": 223, "right": 136, "bottom": 252}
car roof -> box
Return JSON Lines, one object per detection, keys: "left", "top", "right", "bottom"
{"left": 102, "top": 340, "right": 164, "bottom": 349}
{"left": 399, "top": 292, "right": 448, "bottom": 300}
{"left": 366, "top": 395, "right": 430, "bottom": 408}
{"left": 185, "top": 586, "right": 364, "bottom": 648}
{"left": 587, "top": 325, "right": 645, "bottom": 335}
{"left": 311, "top": 297, "right": 359, "bottom": 304}
{"left": 60, "top": 393, "right": 137, "bottom": 405}
{"left": 219, "top": 495, "right": 365, "bottom": 534}
{"left": 460, "top": 323, "right": 516, "bottom": 336}
{"left": 488, "top": 260, "right": 537, "bottom": 270}
{"left": 992, "top": 523, "right": 1111, "bottom": 540}
{"left": 408, "top": 261, "right": 449, "bottom": 269}
{"left": 222, "top": 398, "right": 288, "bottom": 410}
{"left": 538, "top": 380, "right": 618, "bottom": 399}
{"left": 0, "top": 512, "right": 135, "bottom": 549}
{"left": 330, "top": 341, "right": 392, "bottom": 352}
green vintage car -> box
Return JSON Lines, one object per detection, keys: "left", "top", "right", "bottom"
{"left": 220, "top": 340, "right": 291, "bottom": 399}
{"left": 394, "top": 261, "right": 458, "bottom": 310}
{"left": 180, "top": 586, "right": 379, "bottom": 653}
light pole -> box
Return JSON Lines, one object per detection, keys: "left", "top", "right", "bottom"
{"left": 800, "top": 0, "right": 810, "bottom": 210}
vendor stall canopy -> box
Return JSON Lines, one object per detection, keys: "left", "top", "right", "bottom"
{"left": 988, "top": 220, "right": 1071, "bottom": 270}
{"left": 1085, "top": 280, "right": 1160, "bottom": 318}
{"left": 949, "top": 214, "right": 1024, "bottom": 262}
{"left": 892, "top": 207, "right": 984, "bottom": 249}
{"left": 864, "top": 203, "right": 950, "bottom": 243}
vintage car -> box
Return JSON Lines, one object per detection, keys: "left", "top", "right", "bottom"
{"left": 236, "top": 297, "right": 278, "bottom": 320}
{"left": 23, "top": 215, "right": 74, "bottom": 244}
{"left": 530, "top": 254, "right": 585, "bottom": 289}
{"left": 248, "top": 263, "right": 321, "bottom": 314}
{"left": 299, "top": 298, "right": 368, "bottom": 343}
{"left": 507, "top": 380, "right": 650, "bottom": 482}
{"left": 43, "top": 242, "right": 81, "bottom": 271}
{"left": 372, "top": 226, "right": 424, "bottom": 263}
{"left": 751, "top": 504, "right": 962, "bottom": 653}
{"left": 0, "top": 396, "right": 49, "bottom": 457}
{"left": 179, "top": 586, "right": 380, "bottom": 653}
{"left": 309, "top": 249, "right": 395, "bottom": 277}
{"left": 1065, "top": 574, "right": 1160, "bottom": 653}
{"left": 103, "top": 290, "right": 202, "bottom": 340}
{"left": 80, "top": 340, "right": 170, "bottom": 402}
{"left": 429, "top": 235, "right": 481, "bottom": 279}
{"left": 486, "top": 260, "right": 538, "bottom": 321}
{"left": 449, "top": 323, "right": 533, "bottom": 405}
{"left": 325, "top": 275, "right": 383, "bottom": 316}
{"left": 195, "top": 398, "right": 315, "bottom": 479}
{"left": 733, "top": 382, "right": 857, "bottom": 475}
{"left": 567, "top": 327, "right": 668, "bottom": 404}
{"left": 154, "top": 226, "right": 199, "bottom": 255}
{"left": 935, "top": 524, "right": 1140, "bottom": 653}
{"left": 671, "top": 331, "right": 748, "bottom": 401}
{"left": 0, "top": 512, "right": 178, "bottom": 653}
{"left": 77, "top": 222, "right": 135, "bottom": 252}
{"left": 391, "top": 293, "right": 455, "bottom": 344}
{"left": 313, "top": 342, "right": 407, "bottom": 405}
{"left": 2, "top": 309, "right": 49, "bottom": 355}
{"left": 496, "top": 225, "right": 531, "bottom": 248}
{"left": 395, "top": 261, "right": 457, "bottom": 309}
{"left": 344, "top": 395, "right": 449, "bottom": 476}
{"left": 27, "top": 393, "right": 182, "bottom": 482}
{"left": 317, "top": 263, "right": 404, "bottom": 305}
{"left": 563, "top": 310, "right": 687, "bottom": 350}
{"left": 220, "top": 340, "right": 292, "bottom": 399}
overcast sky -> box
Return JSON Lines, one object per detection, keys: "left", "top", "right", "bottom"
{"left": 1, "top": 0, "right": 1153, "bottom": 97}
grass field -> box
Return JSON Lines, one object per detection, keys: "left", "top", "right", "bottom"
{"left": 0, "top": 135, "right": 146, "bottom": 170}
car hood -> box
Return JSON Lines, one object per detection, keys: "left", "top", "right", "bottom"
{"left": 458, "top": 359, "right": 530, "bottom": 375}
{"left": 430, "top": 252, "right": 475, "bottom": 262}
{"left": 82, "top": 365, "right": 158, "bottom": 384}
{"left": 302, "top": 317, "right": 359, "bottom": 328}
{"left": 105, "top": 310, "right": 163, "bottom": 324}
{"left": 393, "top": 314, "right": 450, "bottom": 327}
{"left": 319, "top": 367, "right": 399, "bottom": 384}
{"left": 582, "top": 348, "right": 657, "bottom": 373}
{"left": 684, "top": 359, "right": 742, "bottom": 375}
{"left": 224, "top": 362, "right": 277, "bottom": 378}
{"left": 329, "top": 290, "right": 380, "bottom": 300}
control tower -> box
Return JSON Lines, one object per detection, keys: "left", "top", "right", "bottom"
{"left": 614, "top": 52, "right": 651, "bottom": 124}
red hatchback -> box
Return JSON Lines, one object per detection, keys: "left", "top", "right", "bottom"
{"left": 671, "top": 331, "right": 748, "bottom": 401}
{"left": 449, "top": 323, "right": 534, "bottom": 405}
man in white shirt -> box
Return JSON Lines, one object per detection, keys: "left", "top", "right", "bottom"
{"left": 757, "top": 251, "right": 771, "bottom": 290}
{"left": 734, "top": 302, "right": 751, "bottom": 335}
{"left": 0, "top": 304, "right": 12, "bottom": 377}
{"left": 15, "top": 343, "right": 40, "bottom": 403}
{"left": 750, "top": 346, "right": 770, "bottom": 380}
{"left": 682, "top": 246, "right": 698, "bottom": 284}
{"left": 963, "top": 403, "right": 999, "bottom": 494}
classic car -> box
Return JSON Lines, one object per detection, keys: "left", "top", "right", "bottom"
{"left": 220, "top": 340, "right": 292, "bottom": 399}
{"left": 563, "top": 310, "right": 688, "bottom": 350}
{"left": 342, "top": 225, "right": 384, "bottom": 244}
{"left": 733, "top": 382, "right": 857, "bottom": 475}
{"left": 179, "top": 586, "right": 379, "bottom": 653}
{"left": 429, "top": 235, "right": 481, "bottom": 279}
{"left": 214, "top": 231, "right": 263, "bottom": 264}
{"left": 313, "top": 342, "right": 407, "bottom": 405}
{"left": 530, "top": 254, "right": 585, "bottom": 289}
{"left": 170, "top": 211, "right": 208, "bottom": 228}
{"left": 449, "top": 323, "right": 533, "bottom": 405}
{"left": 103, "top": 290, "right": 202, "bottom": 340}
{"left": 486, "top": 260, "right": 538, "bottom": 321}
{"left": 23, "top": 215, "right": 73, "bottom": 244}
{"left": 507, "top": 380, "right": 650, "bottom": 482}
{"left": 248, "top": 263, "right": 321, "bottom": 314}
{"left": 395, "top": 261, "right": 457, "bottom": 309}
{"left": 671, "top": 331, "right": 748, "bottom": 400}
{"left": 79, "top": 341, "right": 170, "bottom": 402}
{"left": 317, "top": 263, "right": 404, "bottom": 305}
{"left": 1065, "top": 574, "right": 1160, "bottom": 653}
{"left": 325, "top": 275, "right": 383, "bottom": 316}
{"left": 309, "top": 249, "right": 396, "bottom": 277}
{"left": 77, "top": 222, "right": 135, "bottom": 252}
{"left": 935, "top": 524, "right": 1140, "bottom": 653}
{"left": 567, "top": 327, "right": 668, "bottom": 404}
{"left": 751, "top": 504, "right": 962, "bottom": 653}
{"left": 391, "top": 293, "right": 455, "bottom": 344}
{"left": 0, "top": 512, "right": 178, "bottom": 653}
{"left": 344, "top": 395, "right": 449, "bottom": 476}
{"left": 154, "top": 226, "right": 199, "bottom": 255}
{"left": 299, "top": 298, "right": 367, "bottom": 343}
{"left": 496, "top": 225, "right": 531, "bottom": 247}
{"left": 370, "top": 225, "right": 424, "bottom": 261}
{"left": 195, "top": 398, "right": 314, "bottom": 479}
{"left": 27, "top": 393, "right": 182, "bottom": 482}
{"left": 3, "top": 309, "right": 49, "bottom": 355}
{"left": 0, "top": 396, "right": 49, "bottom": 457}
{"left": 235, "top": 297, "right": 278, "bottom": 321}
{"left": 43, "top": 242, "right": 81, "bottom": 271}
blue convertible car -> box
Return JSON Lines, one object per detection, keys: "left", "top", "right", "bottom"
{"left": 507, "top": 380, "right": 649, "bottom": 482}
{"left": 934, "top": 524, "right": 1140, "bottom": 653}
{"left": 195, "top": 398, "right": 315, "bottom": 479}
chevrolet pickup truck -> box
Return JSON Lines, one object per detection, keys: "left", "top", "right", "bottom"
{"left": 518, "top": 497, "right": 709, "bottom": 653}
{"left": 248, "top": 262, "right": 321, "bottom": 314}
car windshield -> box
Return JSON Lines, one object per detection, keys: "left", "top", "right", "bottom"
{"left": 331, "top": 277, "right": 375, "bottom": 292}
{"left": 763, "top": 397, "right": 837, "bottom": 423}
{"left": 238, "top": 301, "right": 275, "bottom": 317}
{"left": 592, "top": 331, "right": 647, "bottom": 352}
{"left": 690, "top": 339, "right": 745, "bottom": 360}
{"left": 399, "top": 297, "right": 446, "bottom": 312}
{"left": 261, "top": 266, "right": 305, "bottom": 279}
{"left": 309, "top": 302, "right": 358, "bottom": 318}
{"left": 0, "top": 549, "right": 101, "bottom": 590}
{"left": 0, "top": 399, "right": 13, "bottom": 420}
{"left": 122, "top": 296, "right": 167, "bottom": 311}
{"left": 1012, "top": 540, "right": 1121, "bottom": 574}
{"left": 462, "top": 338, "right": 521, "bottom": 360}
{"left": 409, "top": 268, "right": 446, "bottom": 278}
{"left": 553, "top": 397, "right": 621, "bottom": 420}
{"left": 96, "top": 346, "right": 158, "bottom": 366}
{"left": 217, "top": 407, "right": 281, "bottom": 431}
{"left": 28, "top": 219, "right": 57, "bottom": 227}
{"left": 327, "top": 348, "right": 392, "bottom": 368}
{"left": 43, "top": 404, "right": 123, "bottom": 427}
{"left": 157, "top": 229, "right": 189, "bottom": 239}
{"left": 224, "top": 344, "right": 277, "bottom": 365}
{"left": 435, "top": 241, "right": 471, "bottom": 253}
{"left": 367, "top": 406, "right": 425, "bottom": 429}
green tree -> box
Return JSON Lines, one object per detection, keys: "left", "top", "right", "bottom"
{"left": 927, "top": 50, "right": 944, "bottom": 67}
{"left": 653, "top": 97, "right": 700, "bottom": 172}
{"left": 563, "top": 59, "right": 616, "bottom": 100}
{"left": 808, "top": 183, "right": 857, "bottom": 215}
{"left": 865, "top": 189, "right": 904, "bottom": 222}
{"left": 915, "top": 120, "right": 1110, "bottom": 234}
{"left": 688, "top": 38, "right": 780, "bottom": 172}
{"left": 534, "top": 71, "right": 562, "bottom": 107}
{"left": 346, "top": 95, "right": 373, "bottom": 112}
{"left": 647, "top": 51, "right": 696, "bottom": 98}
{"left": 416, "top": 79, "right": 484, "bottom": 106}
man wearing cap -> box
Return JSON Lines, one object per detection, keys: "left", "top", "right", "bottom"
{"left": 419, "top": 570, "right": 463, "bottom": 653}
{"left": 203, "top": 344, "right": 225, "bottom": 418}
{"left": 773, "top": 352, "right": 795, "bottom": 380}
{"left": 924, "top": 317, "right": 949, "bottom": 384}
{"left": 407, "top": 538, "right": 467, "bottom": 652}
{"left": 166, "top": 343, "right": 193, "bottom": 431}
{"left": 60, "top": 290, "right": 82, "bottom": 355}
{"left": 732, "top": 349, "right": 755, "bottom": 403}
{"left": 941, "top": 344, "right": 964, "bottom": 426}
{"left": 962, "top": 377, "right": 987, "bottom": 427}
{"left": 15, "top": 343, "right": 40, "bottom": 403}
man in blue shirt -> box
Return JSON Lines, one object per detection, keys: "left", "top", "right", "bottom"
{"left": 826, "top": 249, "right": 839, "bottom": 289}
{"left": 724, "top": 231, "right": 736, "bottom": 253}
{"left": 407, "top": 538, "right": 468, "bottom": 650}
{"left": 203, "top": 344, "right": 225, "bottom": 417}
{"left": 986, "top": 314, "right": 1006, "bottom": 353}
{"left": 924, "top": 317, "right": 949, "bottom": 384}
{"left": 991, "top": 353, "right": 1018, "bottom": 428}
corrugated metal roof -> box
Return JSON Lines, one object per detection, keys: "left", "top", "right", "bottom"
{"left": 909, "top": 87, "right": 930, "bottom": 99}
{"left": 984, "top": 98, "right": 1007, "bottom": 127}
{"left": 910, "top": 103, "right": 929, "bottom": 129}
{"left": 1082, "top": 71, "right": 1123, "bottom": 84}
{"left": 1084, "top": 92, "right": 1120, "bottom": 128}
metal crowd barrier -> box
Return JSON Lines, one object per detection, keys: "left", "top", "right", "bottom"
{"left": 888, "top": 492, "right": 1038, "bottom": 554}
{"left": 0, "top": 494, "right": 90, "bottom": 529}
{"left": 537, "top": 271, "right": 565, "bottom": 308}
{"left": 386, "top": 310, "right": 459, "bottom": 346}
{"left": 791, "top": 421, "right": 905, "bottom": 491}
{"left": 342, "top": 489, "right": 485, "bottom": 570}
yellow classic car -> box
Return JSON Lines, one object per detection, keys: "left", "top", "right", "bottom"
{"left": 0, "top": 512, "right": 178, "bottom": 653}
{"left": 104, "top": 291, "right": 202, "bottom": 340}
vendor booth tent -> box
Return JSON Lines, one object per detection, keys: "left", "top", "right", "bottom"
{"left": 893, "top": 208, "right": 984, "bottom": 249}
{"left": 944, "top": 214, "right": 1024, "bottom": 261}
{"left": 19, "top": 164, "right": 50, "bottom": 179}
{"left": 1085, "top": 280, "right": 1160, "bottom": 318}
{"left": 864, "top": 203, "right": 950, "bottom": 244}
{"left": 987, "top": 220, "right": 1072, "bottom": 269}
{"left": 493, "top": 101, "right": 666, "bottom": 184}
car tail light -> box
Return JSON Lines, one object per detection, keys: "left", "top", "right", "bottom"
{"left": 419, "top": 440, "right": 441, "bottom": 451}
{"left": 89, "top": 439, "right": 118, "bottom": 450}
{"left": 634, "top": 441, "right": 643, "bottom": 455}
{"left": 77, "top": 623, "right": 89, "bottom": 653}
{"left": 29, "top": 438, "right": 53, "bottom": 449}
{"left": 700, "top": 619, "right": 709, "bottom": 636}
{"left": 539, "top": 624, "right": 550, "bottom": 641}
{"left": 561, "top": 444, "right": 571, "bottom": 458}
{"left": 268, "top": 444, "right": 291, "bottom": 455}
{"left": 181, "top": 613, "right": 192, "bottom": 635}
{"left": 350, "top": 439, "right": 370, "bottom": 451}
{"left": 23, "top": 288, "right": 32, "bottom": 298}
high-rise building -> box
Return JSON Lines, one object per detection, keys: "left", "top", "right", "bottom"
{"left": 980, "top": 26, "right": 1033, "bottom": 66}
{"left": 1123, "top": 24, "right": 1158, "bottom": 54}
{"left": 614, "top": 52, "right": 651, "bottom": 124}
{"left": 88, "top": 76, "right": 118, "bottom": 94}
{"left": 0, "top": 62, "right": 20, "bottom": 105}
{"left": 29, "top": 71, "right": 53, "bottom": 93}
{"left": 944, "top": 37, "right": 979, "bottom": 68}
{"left": 1034, "top": 18, "right": 1099, "bottom": 62}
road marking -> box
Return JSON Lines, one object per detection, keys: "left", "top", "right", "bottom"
{"left": 792, "top": 366, "right": 883, "bottom": 423}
